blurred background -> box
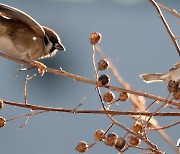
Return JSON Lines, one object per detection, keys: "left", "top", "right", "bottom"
{"left": 0, "top": 0, "right": 179, "bottom": 153}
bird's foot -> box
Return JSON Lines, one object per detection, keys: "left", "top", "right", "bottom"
{"left": 34, "top": 61, "right": 47, "bottom": 76}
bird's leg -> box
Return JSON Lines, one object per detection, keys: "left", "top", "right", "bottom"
{"left": 26, "top": 53, "right": 47, "bottom": 76}
{"left": 33, "top": 61, "right": 47, "bottom": 76}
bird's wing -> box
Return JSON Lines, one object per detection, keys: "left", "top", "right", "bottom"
{"left": 0, "top": 3, "right": 45, "bottom": 37}
{"left": 169, "top": 62, "right": 180, "bottom": 71}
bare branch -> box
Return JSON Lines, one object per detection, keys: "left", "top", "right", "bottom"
{"left": 157, "top": 2, "right": 180, "bottom": 18}
{"left": 149, "top": 121, "right": 180, "bottom": 131}
{"left": 0, "top": 52, "right": 179, "bottom": 108}
{"left": 2, "top": 100, "right": 180, "bottom": 116}
{"left": 149, "top": 0, "right": 180, "bottom": 56}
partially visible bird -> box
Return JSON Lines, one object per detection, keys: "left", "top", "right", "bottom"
{"left": 140, "top": 62, "right": 180, "bottom": 83}
{"left": 0, "top": 3, "right": 65, "bottom": 75}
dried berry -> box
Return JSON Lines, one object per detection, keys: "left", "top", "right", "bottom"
{"left": 98, "top": 74, "right": 110, "bottom": 85}
{"left": 104, "top": 133, "right": 118, "bottom": 146}
{"left": 119, "top": 92, "right": 129, "bottom": 101}
{"left": 0, "top": 117, "right": 6, "bottom": 128}
{"left": 168, "top": 80, "right": 179, "bottom": 93}
{"left": 173, "top": 88, "right": 180, "bottom": 100}
{"left": 132, "top": 122, "right": 143, "bottom": 133}
{"left": 128, "top": 135, "right": 140, "bottom": 146}
{"left": 75, "top": 141, "right": 88, "bottom": 153}
{"left": 93, "top": 129, "right": 105, "bottom": 141}
{"left": 89, "top": 32, "right": 101, "bottom": 45}
{"left": 0, "top": 99, "right": 3, "bottom": 110}
{"left": 98, "top": 59, "right": 109, "bottom": 71}
{"left": 115, "top": 137, "right": 126, "bottom": 151}
{"left": 103, "top": 91, "right": 115, "bottom": 103}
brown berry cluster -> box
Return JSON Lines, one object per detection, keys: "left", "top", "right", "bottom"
{"left": 95, "top": 130, "right": 127, "bottom": 152}
{"left": 103, "top": 133, "right": 127, "bottom": 152}
{"left": 167, "top": 80, "right": 180, "bottom": 100}
{"left": 102, "top": 91, "right": 129, "bottom": 105}
{"left": 90, "top": 32, "right": 110, "bottom": 86}
{"left": 75, "top": 130, "right": 128, "bottom": 153}
{"left": 127, "top": 122, "right": 142, "bottom": 146}
{"left": 89, "top": 32, "right": 130, "bottom": 103}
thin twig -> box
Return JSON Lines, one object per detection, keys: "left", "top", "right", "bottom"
{"left": 6, "top": 110, "right": 48, "bottom": 122}
{"left": 144, "top": 103, "right": 166, "bottom": 129}
{"left": 92, "top": 45, "right": 106, "bottom": 109}
{"left": 157, "top": 2, "right": 180, "bottom": 18}
{"left": 14, "top": 64, "right": 23, "bottom": 79}
{"left": 149, "top": 0, "right": 180, "bottom": 56}
{"left": 19, "top": 116, "right": 30, "bottom": 128}
{"left": 128, "top": 144, "right": 151, "bottom": 151}
{"left": 103, "top": 122, "right": 115, "bottom": 137}
{"left": 145, "top": 100, "right": 158, "bottom": 111}
{"left": 144, "top": 95, "right": 171, "bottom": 129}
{"left": 149, "top": 121, "right": 180, "bottom": 131}
{"left": 73, "top": 97, "right": 86, "bottom": 113}
{"left": 24, "top": 74, "right": 36, "bottom": 104}
{"left": 92, "top": 45, "right": 98, "bottom": 80}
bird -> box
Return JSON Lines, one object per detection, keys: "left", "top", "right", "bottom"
{"left": 0, "top": 3, "right": 65, "bottom": 75}
{"left": 140, "top": 62, "right": 180, "bottom": 83}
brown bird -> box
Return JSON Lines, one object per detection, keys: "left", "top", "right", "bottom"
{"left": 140, "top": 62, "right": 180, "bottom": 83}
{"left": 0, "top": 3, "right": 65, "bottom": 75}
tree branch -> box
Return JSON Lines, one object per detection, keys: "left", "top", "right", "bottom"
{"left": 0, "top": 52, "right": 179, "bottom": 108}
{"left": 149, "top": 0, "right": 180, "bottom": 56}
{"left": 2, "top": 100, "right": 180, "bottom": 116}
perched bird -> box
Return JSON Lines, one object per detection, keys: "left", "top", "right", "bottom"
{"left": 0, "top": 3, "right": 65, "bottom": 75}
{"left": 140, "top": 62, "right": 180, "bottom": 83}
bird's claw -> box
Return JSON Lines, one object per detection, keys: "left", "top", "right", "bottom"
{"left": 34, "top": 61, "right": 47, "bottom": 76}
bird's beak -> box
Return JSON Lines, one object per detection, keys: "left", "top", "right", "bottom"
{"left": 56, "top": 43, "right": 65, "bottom": 51}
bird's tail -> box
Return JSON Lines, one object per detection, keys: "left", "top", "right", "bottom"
{"left": 140, "top": 73, "right": 164, "bottom": 83}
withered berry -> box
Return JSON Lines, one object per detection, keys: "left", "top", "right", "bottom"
{"left": 119, "top": 92, "right": 129, "bottom": 101}
{"left": 103, "top": 91, "right": 115, "bottom": 103}
{"left": 132, "top": 122, "right": 143, "bottom": 133}
{"left": 0, "top": 117, "right": 6, "bottom": 128}
{"left": 89, "top": 32, "right": 102, "bottom": 45}
{"left": 98, "top": 59, "right": 109, "bottom": 71}
{"left": 104, "top": 133, "right": 118, "bottom": 146}
{"left": 98, "top": 74, "right": 110, "bottom": 85}
{"left": 115, "top": 137, "right": 126, "bottom": 151}
{"left": 93, "top": 129, "right": 105, "bottom": 141}
{"left": 128, "top": 135, "right": 140, "bottom": 146}
{"left": 75, "top": 141, "right": 88, "bottom": 153}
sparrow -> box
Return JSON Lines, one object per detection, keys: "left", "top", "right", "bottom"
{"left": 140, "top": 62, "right": 180, "bottom": 83}
{"left": 0, "top": 3, "right": 65, "bottom": 75}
